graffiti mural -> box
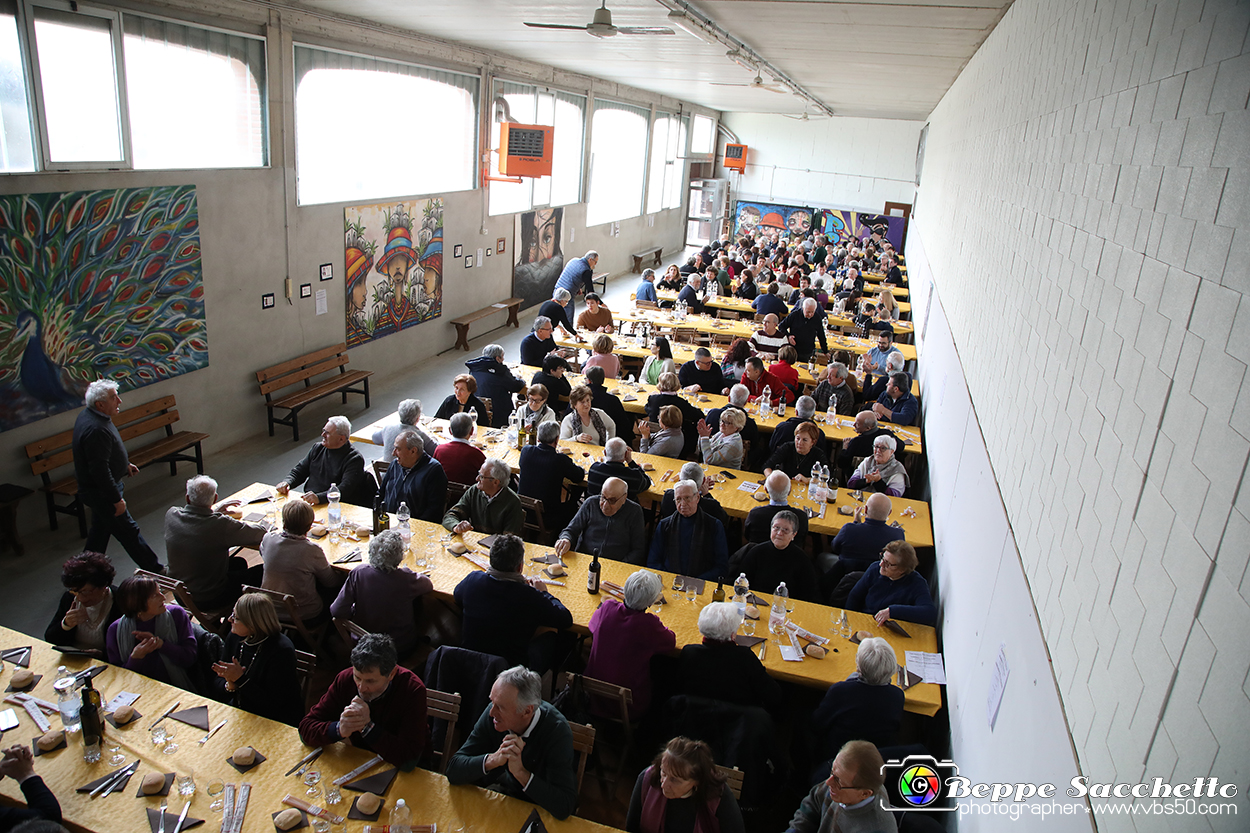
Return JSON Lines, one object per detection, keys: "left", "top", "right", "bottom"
{"left": 512, "top": 206, "right": 564, "bottom": 312}
{"left": 0, "top": 185, "right": 208, "bottom": 432}
{"left": 812, "top": 209, "right": 906, "bottom": 250}
{"left": 732, "top": 200, "right": 813, "bottom": 239}
{"left": 345, "top": 198, "right": 443, "bottom": 347}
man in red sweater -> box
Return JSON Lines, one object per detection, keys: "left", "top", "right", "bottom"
{"left": 433, "top": 412, "right": 486, "bottom": 485}
{"left": 299, "top": 633, "right": 428, "bottom": 769}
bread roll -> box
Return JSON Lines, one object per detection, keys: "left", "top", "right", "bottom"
{"left": 233, "top": 746, "right": 255, "bottom": 766}
{"left": 356, "top": 792, "right": 382, "bottom": 814}
{"left": 855, "top": 630, "right": 872, "bottom": 642}
{"left": 546, "top": 564, "right": 566, "bottom": 577}
{"left": 274, "top": 808, "right": 302, "bottom": 830}
{"left": 446, "top": 541, "right": 468, "bottom": 554}
{"left": 309, "top": 523, "right": 328, "bottom": 538}
{"left": 112, "top": 704, "right": 135, "bottom": 723}
{"left": 804, "top": 644, "right": 828, "bottom": 659}
{"left": 141, "top": 773, "right": 166, "bottom": 795}
{"left": 35, "top": 730, "right": 63, "bottom": 751}
{"left": 10, "top": 668, "right": 34, "bottom": 688}
{"left": 744, "top": 605, "right": 760, "bottom": 620}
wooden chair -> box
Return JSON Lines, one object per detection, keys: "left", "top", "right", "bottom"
{"left": 425, "top": 688, "right": 462, "bottom": 773}
{"left": 134, "top": 569, "right": 229, "bottom": 634}
{"left": 711, "top": 332, "right": 734, "bottom": 347}
{"left": 671, "top": 327, "right": 699, "bottom": 344}
{"left": 477, "top": 397, "right": 493, "bottom": 426}
{"left": 568, "top": 674, "right": 636, "bottom": 787}
{"left": 715, "top": 765, "right": 744, "bottom": 800}
{"left": 372, "top": 459, "right": 390, "bottom": 485}
{"left": 444, "top": 481, "right": 470, "bottom": 512}
{"left": 715, "top": 309, "right": 739, "bottom": 320}
{"left": 753, "top": 313, "right": 765, "bottom": 323}
{"left": 635, "top": 300, "right": 659, "bottom": 310}
{"left": 294, "top": 649, "right": 316, "bottom": 708}
{"left": 519, "top": 495, "right": 550, "bottom": 544}
{"left": 332, "top": 616, "right": 370, "bottom": 648}
{"left": 568, "top": 720, "right": 596, "bottom": 798}
{"left": 241, "top": 584, "right": 327, "bottom": 653}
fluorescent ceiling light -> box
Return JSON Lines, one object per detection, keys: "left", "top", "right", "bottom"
{"left": 667, "top": 10, "right": 717, "bottom": 44}
{"left": 725, "top": 50, "right": 756, "bottom": 71}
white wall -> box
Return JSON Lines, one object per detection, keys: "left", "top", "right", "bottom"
{"left": 0, "top": 0, "right": 691, "bottom": 489}
{"left": 719, "top": 113, "right": 922, "bottom": 212}
{"left": 916, "top": 0, "right": 1250, "bottom": 828}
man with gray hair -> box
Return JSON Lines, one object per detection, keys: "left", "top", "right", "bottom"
{"left": 72, "top": 379, "right": 164, "bottom": 572}
{"left": 380, "top": 429, "right": 447, "bottom": 522}
{"left": 657, "top": 461, "right": 732, "bottom": 539}
{"left": 447, "top": 665, "right": 578, "bottom": 820}
{"left": 371, "top": 398, "right": 437, "bottom": 458}
{"left": 647, "top": 479, "right": 728, "bottom": 581}
{"left": 812, "top": 362, "right": 855, "bottom": 416}
{"left": 518, "top": 420, "right": 584, "bottom": 531}
{"left": 520, "top": 315, "right": 560, "bottom": 367}
{"left": 554, "top": 476, "right": 646, "bottom": 565}
{"left": 677, "top": 273, "right": 705, "bottom": 315}
{"left": 743, "top": 470, "right": 809, "bottom": 546}
{"left": 539, "top": 288, "right": 576, "bottom": 340}
{"left": 555, "top": 249, "right": 599, "bottom": 320}
{"left": 586, "top": 437, "right": 652, "bottom": 500}
{"left": 277, "top": 416, "right": 371, "bottom": 506}
{"left": 164, "top": 474, "right": 266, "bottom": 608}
{"left": 634, "top": 267, "right": 658, "bottom": 305}
{"left": 778, "top": 296, "right": 828, "bottom": 361}
{"left": 433, "top": 412, "right": 486, "bottom": 485}
{"left": 465, "top": 344, "right": 525, "bottom": 428}
{"left": 443, "top": 458, "right": 523, "bottom": 536}
{"left": 768, "top": 394, "right": 829, "bottom": 457}
{"left": 862, "top": 351, "right": 906, "bottom": 403}
{"left": 822, "top": 492, "right": 906, "bottom": 595}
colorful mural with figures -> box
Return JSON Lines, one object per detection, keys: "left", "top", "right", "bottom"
{"left": 812, "top": 209, "right": 906, "bottom": 250}
{"left": 344, "top": 198, "right": 443, "bottom": 347}
{"left": 0, "top": 185, "right": 208, "bottom": 433}
{"left": 732, "top": 201, "right": 814, "bottom": 239}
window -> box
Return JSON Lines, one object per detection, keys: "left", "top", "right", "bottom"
{"left": 294, "top": 45, "right": 478, "bottom": 205}
{"left": 691, "top": 113, "right": 716, "bottom": 155}
{"left": 123, "top": 16, "right": 266, "bottom": 169}
{"left": 586, "top": 98, "right": 648, "bottom": 226}
{"left": 646, "top": 112, "right": 687, "bottom": 214}
{"left": 0, "top": 1, "right": 35, "bottom": 172}
{"left": 488, "top": 82, "right": 585, "bottom": 216}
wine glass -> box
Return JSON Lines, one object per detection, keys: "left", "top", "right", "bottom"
{"left": 208, "top": 780, "right": 225, "bottom": 812}
{"left": 150, "top": 725, "right": 167, "bottom": 747}
{"left": 650, "top": 593, "right": 664, "bottom": 617}
{"left": 685, "top": 582, "right": 697, "bottom": 605}
{"left": 161, "top": 726, "right": 178, "bottom": 755}
{"left": 107, "top": 738, "right": 125, "bottom": 767}
{"left": 303, "top": 768, "right": 322, "bottom": 798}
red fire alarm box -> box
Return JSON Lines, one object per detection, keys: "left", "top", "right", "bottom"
{"left": 724, "top": 143, "right": 748, "bottom": 172}
{"left": 498, "top": 122, "right": 554, "bottom": 177}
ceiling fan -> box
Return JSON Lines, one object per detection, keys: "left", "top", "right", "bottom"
{"left": 783, "top": 109, "right": 829, "bottom": 121}
{"left": 710, "top": 73, "right": 788, "bottom": 94}
{"left": 524, "top": 2, "right": 676, "bottom": 38}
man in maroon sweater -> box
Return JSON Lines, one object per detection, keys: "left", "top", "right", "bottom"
{"left": 299, "top": 633, "right": 428, "bottom": 769}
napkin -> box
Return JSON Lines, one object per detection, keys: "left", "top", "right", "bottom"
{"left": 342, "top": 766, "right": 398, "bottom": 795}
{"left": 168, "top": 705, "right": 210, "bottom": 730}
{"left": 146, "top": 807, "right": 204, "bottom": 832}
{"left": 733, "top": 635, "right": 765, "bottom": 648}
{"left": 1, "top": 647, "right": 32, "bottom": 667}
{"left": 76, "top": 768, "right": 135, "bottom": 794}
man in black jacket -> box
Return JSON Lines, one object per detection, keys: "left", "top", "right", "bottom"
{"left": 586, "top": 438, "right": 651, "bottom": 500}
{"left": 778, "top": 297, "right": 828, "bottom": 361}
{"left": 518, "top": 421, "right": 584, "bottom": 531}
{"left": 72, "top": 380, "right": 164, "bottom": 572}
{"left": 465, "top": 344, "right": 525, "bottom": 428}
{"left": 381, "top": 430, "right": 448, "bottom": 523}
{"left": 277, "top": 416, "right": 372, "bottom": 506}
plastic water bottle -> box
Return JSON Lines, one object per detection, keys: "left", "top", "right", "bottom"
{"left": 54, "top": 666, "right": 81, "bottom": 733}
{"left": 327, "top": 483, "right": 342, "bottom": 528}
{"left": 769, "top": 582, "right": 789, "bottom": 635}
{"left": 389, "top": 797, "right": 412, "bottom": 833}
{"left": 760, "top": 386, "right": 772, "bottom": 417}
{"left": 507, "top": 412, "right": 519, "bottom": 448}
{"left": 733, "top": 573, "right": 750, "bottom": 618}
{"left": 808, "top": 463, "right": 822, "bottom": 502}
{"left": 397, "top": 502, "right": 411, "bottom": 548}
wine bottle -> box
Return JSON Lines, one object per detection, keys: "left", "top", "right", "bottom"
{"left": 712, "top": 579, "right": 725, "bottom": 603}
{"left": 587, "top": 550, "right": 601, "bottom": 594}
{"left": 80, "top": 675, "right": 102, "bottom": 762}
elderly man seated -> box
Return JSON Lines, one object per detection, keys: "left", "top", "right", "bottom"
{"left": 300, "top": 633, "right": 429, "bottom": 770}
{"left": 443, "top": 458, "right": 524, "bottom": 536}
{"left": 381, "top": 429, "right": 447, "bottom": 523}
{"left": 277, "top": 416, "right": 371, "bottom": 505}
{"left": 372, "top": 398, "right": 438, "bottom": 459}
{"left": 454, "top": 535, "right": 574, "bottom": 672}
{"left": 847, "top": 541, "right": 936, "bottom": 626}
{"left": 862, "top": 351, "right": 906, "bottom": 403}
{"left": 811, "top": 362, "right": 856, "bottom": 416}
{"left": 554, "top": 476, "right": 647, "bottom": 565}
{"left": 678, "top": 347, "right": 729, "bottom": 395}
{"left": 740, "top": 355, "right": 791, "bottom": 406}
{"left": 677, "top": 273, "right": 705, "bottom": 315}
{"left": 679, "top": 602, "right": 782, "bottom": 717}
{"left": 732, "top": 510, "right": 820, "bottom": 602}
{"left": 433, "top": 413, "right": 486, "bottom": 486}
{"left": 808, "top": 638, "right": 904, "bottom": 786}
{"left": 447, "top": 666, "right": 578, "bottom": 820}
{"left": 518, "top": 421, "right": 585, "bottom": 532}
{"left": 788, "top": 741, "right": 896, "bottom": 833}
{"left": 520, "top": 315, "right": 560, "bottom": 367}
{"left": 587, "top": 438, "right": 652, "bottom": 500}
{"left": 647, "top": 479, "right": 729, "bottom": 581}
{"left": 743, "top": 471, "right": 809, "bottom": 545}
{"left": 820, "top": 493, "right": 906, "bottom": 596}
{"left": 465, "top": 344, "right": 525, "bottom": 428}
{"left": 635, "top": 267, "right": 659, "bottom": 305}
{"left": 164, "top": 474, "right": 266, "bottom": 610}
{"left": 847, "top": 434, "right": 909, "bottom": 497}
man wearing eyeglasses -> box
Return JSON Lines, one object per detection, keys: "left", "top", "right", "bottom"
{"left": 443, "top": 458, "right": 523, "bottom": 536}
{"left": 520, "top": 316, "right": 560, "bottom": 367}
{"left": 787, "top": 740, "right": 896, "bottom": 833}
{"left": 553, "top": 477, "right": 645, "bottom": 566}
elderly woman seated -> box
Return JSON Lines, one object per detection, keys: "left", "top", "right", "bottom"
{"left": 433, "top": 373, "right": 490, "bottom": 426}
{"left": 330, "top": 530, "right": 434, "bottom": 656}
{"left": 846, "top": 434, "right": 910, "bottom": 497}
{"left": 679, "top": 602, "right": 782, "bottom": 718}
{"left": 696, "top": 407, "right": 746, "bottom": 470}
{"left": 514, "top": 382, "right": 558, "bottom": 431}
{"left": 583, "top": 334, "right": 621, "bottom": 379}
{"left": 260, "top": 500, "right": 339, "bottom": 628}
{"left": 45, "top": 551, "right": 122, "bottom": 656}
{"left": 212, "top": 592, "right": 302, "bottom": 725}
{"left": 807, "top": 637, "right": 904, "bottom": 786}
{"left": 560, "top": 384, "right": 616, "bottom": 445}
{"left": 763, "top": 421, "right": 829, "bottom": 481}
{"left": 846, "top": 541, "right": 936, "bottom": 626}
{"left": 584, "top": 571, "right": 676, "bottom": 719}
{"left": 106, "top": 575, "right": 198, "bottom": 691}
{"left": 732, "top": 510, "right": 821, "bottom": 602}
{"left": 626, "top": 737, "right": 745, "bottom": 833}
{"left": 638, "top": 405, "right": 685, "bottom": 459}
{"left": 372, "top": 398, "right": 437, "bottom": 459}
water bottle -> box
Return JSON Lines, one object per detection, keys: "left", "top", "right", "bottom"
{"left": 54, "top": 666, "right": 81, "bottom": 733}
{"left": 808, "top": 463, "right": 822, "bottom": 501}
{"left": 769, "top": 582, "right": 789, "bottom": 635}
{"left": 760, "top": 386, "right": 772, "bottom": 417}
{"left": 389, "top": 797, "right": 412, "bottom": 833}
{"left": 394, "top": 501, "right": 411, "bottom": 549}
{"left": 327, "top": 483, "right": 342, "bottom": 528}
{"left": 733, "top": 573, "right": 750, "bottom": 618}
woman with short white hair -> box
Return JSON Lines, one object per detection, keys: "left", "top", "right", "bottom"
{"left": 584, "top": 570, "right": 675, "bottom": 718}
{"left": 329, "top": 529, "right": 433, "bottom": 655}
{"left": 696, "top": 406, "right": 745, "bottom": 470}
{"left": 678, "top": 602, "right": 783, "bottom": 717}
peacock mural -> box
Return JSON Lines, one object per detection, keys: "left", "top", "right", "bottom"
{"left": 0, "top": 185, "right": 209, "bottom": 432}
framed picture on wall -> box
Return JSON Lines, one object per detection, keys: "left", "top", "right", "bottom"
{"left": 454, "top": 244, "right": 464, "bottom": 258}
{"left": 496, "top": 237, "right": 506, "bottom": 254}
{"left": 464, "top": 255, "right": 474, "bottom": 268}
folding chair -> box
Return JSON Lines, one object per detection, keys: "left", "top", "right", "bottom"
{"left": 715, "top": 765, "right": 745, "bottom": 800}
{"left": 294, "top": 648, "right": 316, "bottom": 708}
{"left": 567, "top": 673, "right": 636, "bottom": 788}
{"left": 568, "top": 720, "right": 597, "bottom": 798}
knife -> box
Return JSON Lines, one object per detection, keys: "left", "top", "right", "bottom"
{"left": 199, "top": 719, "right": 227, "bottom": 745}
{"left": 331, "top": 753, "right": 383, "bottom": 785}
{"left": 149, "top": 701, "right": 180, "bottom": 729}
{"left": 89, "top": 759, "right": 138, "bottom": 797}
{"left": 285, "top": 747, "right": 323, "bottom": 777}
{"left": 173, "top": 799, "right": 191, "bottom": 833}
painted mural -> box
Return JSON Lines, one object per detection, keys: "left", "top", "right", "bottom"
{"left": 732, "top": 200, "right": 813, "bottom": 239}
{"left": 345, "top": 198, "right": 443, "bottom": 348}
{"left": 512, "top": 206, "right": 564, "bottom": 312}
{"left": 0, "top": 185, "right": 208, "bottom": 433}
{"left": 812, "top": 209, "right": 906, "bottom": 250}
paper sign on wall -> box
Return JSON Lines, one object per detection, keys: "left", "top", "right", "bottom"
{"left": 987, "top": 642, "right": 1009, "bottom": 730}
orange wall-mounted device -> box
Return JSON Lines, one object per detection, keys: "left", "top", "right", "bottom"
{"left": 498, "top": 122, "right": 554, "bottom": 177}
{"left": 723, "top": 143, "right": 748, "bottom": 172}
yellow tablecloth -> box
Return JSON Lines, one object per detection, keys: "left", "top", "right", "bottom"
{"left": 0, "top": 626, "right": 623, "bottom": 832}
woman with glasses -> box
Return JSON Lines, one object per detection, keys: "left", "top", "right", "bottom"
{"left": 513, "top": 382, "right": 558, "bottom": 430}
{"left": 211, "top": 592, "right": 302, "bottom": 725}
{"left": 45, "top": 551, "right": 121, "bottom": 656}
{"left": 845, "top": 540, "right": 935, "bottom": 626}
{"left": 846, "top": 434, "right": 909, "bottom": 497}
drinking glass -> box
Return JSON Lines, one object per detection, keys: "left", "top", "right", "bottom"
{"left": 303, "top": 769, "right": 322, "bottom": 798}
{"left": 312, "top": 820, "right": 331, "bottom": 833}
{"left": 150, "top": 725, "right": 167, "bottom": 747}
{"left": 741, "top": 617, "right": 756, "bottom": 637}
{"left": 685, "top": 582, "right": 697, "bottom": 605}
{"left": 324, "top": 786, "right": 342, "bottom": 806}
{"left": 208, "top": 780, "right": 225, "bottom": 812}
{"left": 108, "top": 741, "right": 125, "bottom": 767}
{"left": 177, "top": 773, "right": 196, "bottom": 797}
{"left": 161, "top": 727, "right": 178, "bottom": 755}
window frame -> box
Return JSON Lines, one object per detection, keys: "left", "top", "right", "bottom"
{"left": 690, "top": 113, "right": 717, "bottom": 158}
{"left": 586, "top": 96, "right": 650, "bottom": 227}
{"left": 487, "top": 78, "right": 587, "bottom": 216}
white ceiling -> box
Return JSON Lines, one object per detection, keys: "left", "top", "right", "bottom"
{"left": 293, "top": 0, "right": 1015, "bottom": 120}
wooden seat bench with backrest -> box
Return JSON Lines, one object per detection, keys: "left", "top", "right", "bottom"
{"left": 25, "top": 394, "right": 208, "bottom": 535}
{"left": 629, "top": 246, "right": 663, "bottom": 273}
{"left": 256, "top": 343, "right": 372, "bottom": 442}
{"left": 449, "top": 297, "right": 524, "bottom": 351}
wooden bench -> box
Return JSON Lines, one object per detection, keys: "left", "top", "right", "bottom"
{"left": 449, "top": 297, "right": 523, "bottom": 351}
{"left": 256, "top": 343, "right": 373, "bottom": 442}
{"left": 25, "top": 395, "right": 208, "bottom": 535}
{"left": 629, "top": 246, "right": 663, "bottom": 273}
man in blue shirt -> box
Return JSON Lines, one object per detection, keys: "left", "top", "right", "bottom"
{"left": 873, "top": 372, "right": 918, "bottom": 426}
{"left": 635, "top": 268, "right": 658, "bottom": 304}
{"left": 555, "top": 250, "right": 598, "bottom": 320}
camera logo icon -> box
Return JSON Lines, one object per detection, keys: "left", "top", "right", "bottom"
{"left": 882, "top": 755, "right": 959, "bottom": 811}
